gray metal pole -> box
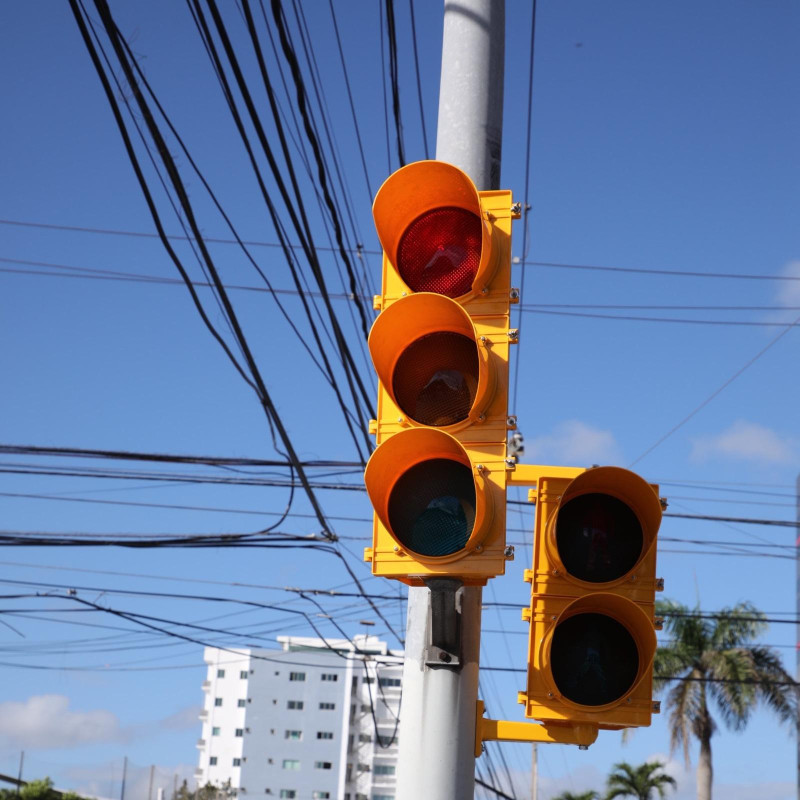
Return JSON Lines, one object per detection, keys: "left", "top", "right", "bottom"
{"left": 531, "top": 743, "right": 538, "bottom": 800}
{"left": 120, "top": 756, "right": 127, "bottom": 800}
{"left": 395, "top": 3, "right": 505, "bottom": 799}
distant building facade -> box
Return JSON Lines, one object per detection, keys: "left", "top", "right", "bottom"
{"left": 195, "top": 635, "right": 402, "bottom": 800}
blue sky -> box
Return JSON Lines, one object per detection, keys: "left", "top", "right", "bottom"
{"left": 1, "top": 1, "right": 799, "bottom": 798}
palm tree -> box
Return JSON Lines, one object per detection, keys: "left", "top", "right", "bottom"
{"left": 654, "top": 599, "right": 796, "bottom": 800}
{"left": 551, "top": 791, "right": 599, "bottom": 800}
{"left": 604, "top": 761, "right": 676, "bottom": 800}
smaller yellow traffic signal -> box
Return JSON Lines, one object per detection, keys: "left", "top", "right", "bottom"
{"left": 518, "top": 466, "right": 664, "bottom": 729}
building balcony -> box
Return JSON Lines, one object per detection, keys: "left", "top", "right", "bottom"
{"left": 198, "top": 710, "right": 208, "bottom": 721}
{"left": 196, "top": 739, "right": 206, "bottom": 749}
{"left": 202, "top": 680, "right": 211, "bottom": 691}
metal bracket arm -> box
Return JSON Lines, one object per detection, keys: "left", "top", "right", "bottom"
{"left": 474, "top": 701, "right": 598, "bottom": 756}
{"left": 506, "top": 463, "right": 586, "bottom": 487}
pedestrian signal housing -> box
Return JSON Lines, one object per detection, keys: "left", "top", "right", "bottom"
{"left": 519, "top": 466, "right": 664, "bottom": 728}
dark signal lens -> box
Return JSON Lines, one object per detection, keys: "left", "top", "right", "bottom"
{"left": 555, "top": 494, "right": 643, "bottom": 583}
{"left": 387, "top": 459, "right": 475, "bottom": 556}
{"left": 550, "top": 613, "right": 639, "bottom": 706}
{"left": 392, "top": 332, "right": 479, "bottom": 426}
{"left": 396, "top": 207, "right": 482, "bottom": 297}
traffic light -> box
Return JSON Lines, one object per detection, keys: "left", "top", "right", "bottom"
{"left": 363, "top": 160, "right": 518, "bottom": 585}
{"left": 518, "top": 466, "right": 664, "bottom": 728}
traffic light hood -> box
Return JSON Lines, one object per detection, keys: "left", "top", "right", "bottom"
{"left": 547, "top": 466, "right": 662, "bottom": 588}
{"left": 364, "top": 427, "right": 493, "bottom": 563}
{"left": 372, "top": 160, "right": 496, "bottom": 299}
{"left": 367, "top": 292, "right": 496, "bottom": 431}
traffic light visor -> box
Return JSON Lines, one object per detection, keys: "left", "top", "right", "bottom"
{"left": 372, "top": 160, "right": 494, "bottom": 299}
{"left": 364, "top": 428, "right": 491, "bottom": 561}
{"left": 368, "top": 293, "right": 494, "bottom": 429}
{"left": 546, "top": 594, "right": 656, "bottom": 709}
{"left": 551, "top": 467, "right": 661, "bottom": 585}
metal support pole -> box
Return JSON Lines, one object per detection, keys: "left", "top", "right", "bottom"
{"left": 436, "top": 0, "right": 505, "bottom": 191}
{"left": 16, "top": 752, "right": 23, "bottom": 796}
{"left": 395, "top": 4, "right": 504, "bottom": 798}
{"left": 120, "top": 756, "right": 127, "bottom": 800}
{"left": 796, "top": 472, "right": 799, "bottom": 800}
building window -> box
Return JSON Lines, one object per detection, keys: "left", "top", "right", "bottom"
{"left": 282, "top": 760, "right": 300, "bottom": 771}
{"left": 211, "top": 727, "right": 220, "bottom": 736}
{"left": 312, "top": 793, "right": 331, "bottom": 799}
{"left": 314, "top": 762, "right": 332, "bottom": 770}
{"left": 316, "top": 731, "right": 333, "bottom": 740}
{"left": 318, "top": 702, "right": 335, "bottom": 710}
{"left": 235, "top": 729, "right": 244, "bottom": 737}
{"left": 240, "top": 671, "right": 249, "bottom": 679}
{"left": 362, "top": 677, "right": 374, "bottom": 684}
{"left": 287, "top": 700, "right": 304, "bottom": 710}
{"left": 214, "top": 698, "right": 223, "bottom": 707}
{"left": 209, "top": 757, "right": 217, "bottom": 766}
{"left": 378, "top": 678, "right": 401, "bottom": 688}
{"left": 321, "top": 673, "right": 338, "bottom": 682}
{"left": 217, "top": 669, "right": 225, "bottom": 678}
{"left": 373, "top": 796, "right": 395, "bottom": 800}
{"left": 289, "top": 672, "right": 306, "bottom": 682}
{"left": 233, "top": 758, "right": 242, "bottom": 767}
{"left": 279, "top": 793, "right": 296, "bottom": 799}
{"left": 357, "top": 763, "right": 370, "bottom": 772}
{"left": 238, "top": 699, "right": 246, "bottom": 708}
{"left": 373, "top": 765, "right": 396, "bottom": 776}
{"left": 285, "top": 730, "right": 302, "bottom": 740}
{"left": 359, "top": 734, "right": 372, "bottom": 743}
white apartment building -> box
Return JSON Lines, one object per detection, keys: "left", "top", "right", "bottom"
{"left": 195, "top": 635, "right": 402, "bottom": 800}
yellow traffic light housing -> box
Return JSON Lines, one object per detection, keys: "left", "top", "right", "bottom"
{"left": 364, "top": 160, "right": 517, "bottom": 585}
{"left": 518, "top": 466, "right": 664, "bottom": 729}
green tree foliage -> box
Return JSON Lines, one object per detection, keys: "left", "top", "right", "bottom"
{"left": 551, "top": 791, "right": 600, "bottom": 800}
{"left": 654, "top": 599, "right": 796, "bottom": 800}
{"left": 604, "top": 761, "right": 675, "bottom": 800}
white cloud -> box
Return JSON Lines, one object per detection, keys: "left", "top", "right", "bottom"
{"left": 160, "top": 705, "right": 203, "bottom": 731}
{"left": 690, "top": 419, "right": 795, "bottom": 465}
{"left": 525, "top": 420, "right": 623, "bottom": 465}
{"left": 774, "top": 259, "right": 800, "bottom": 309}
{"left": 0, "top": 695, "right": 125, "bottom": 750}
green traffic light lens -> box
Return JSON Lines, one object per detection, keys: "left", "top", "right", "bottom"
{"left": 555, "top": 493, "right": 643, "bottom": 583}
{"left": 387, "top": 458, "right": 475, "bottom": 556}
{"left": 550, "top": 613, "right": 639, "bottom": 706}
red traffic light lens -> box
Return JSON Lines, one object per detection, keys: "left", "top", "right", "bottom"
{"left": 392, "top": 332, "right": 479, "bottom": 426}
{"left": 555, "top": 494, "right": 644, "bottom": 583}
{"left": 387, "top": 458, "right": 476, "bottom": 556}
{"left": 396, "top": 207, "right": 482, "bottom": 297}
{"left": 550, "top": 613, "right": 639, "bottom": 706}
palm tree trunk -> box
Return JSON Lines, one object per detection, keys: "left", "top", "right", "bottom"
{"left": 697, "top": 732, "right": 713, "bottom": 800}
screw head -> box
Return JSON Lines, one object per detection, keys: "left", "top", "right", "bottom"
{"left": 439, "top": 651, "right": 452, "bottom": 663}
{"left": 393, "top": 545, "right": 399, "bottom": 552}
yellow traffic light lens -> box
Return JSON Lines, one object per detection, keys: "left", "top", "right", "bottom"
{"left": 387, "top": 458, "right": 476, "bottom": 556}
{"left": 397, "top": 207, "right": 481, "bottom": 297}
{"left": 392, "top": 332, "right": 479, "bottom": 426}
{"left": 550, "top": 613, "right": 639, "bottom": 706}
{"left": 555, "top": 493, "right": 643, "bottom": 583}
